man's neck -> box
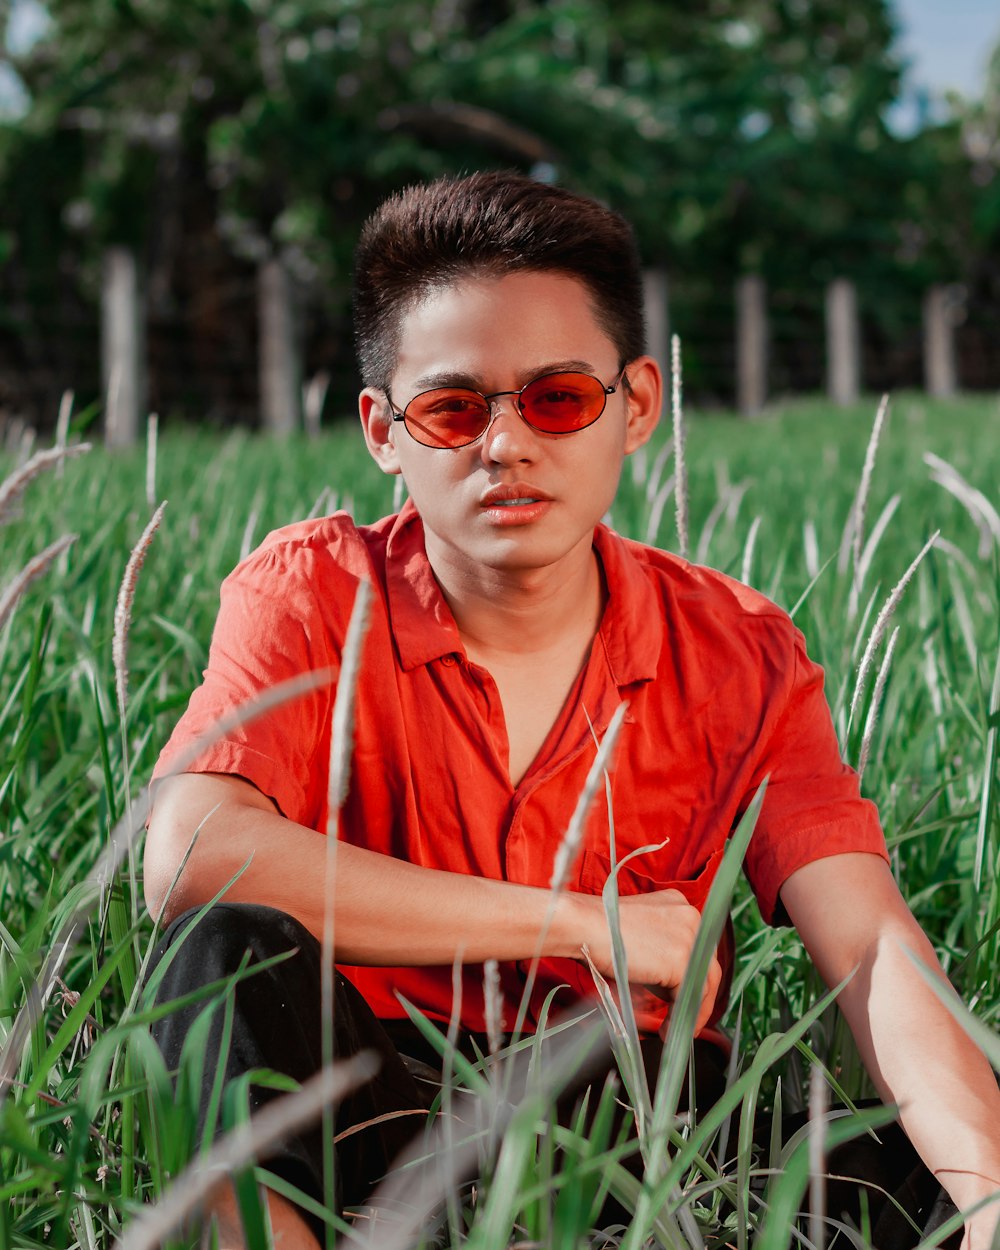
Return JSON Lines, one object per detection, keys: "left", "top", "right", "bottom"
{"left": 425, "top": 538, "right": 604, "bottom": 663}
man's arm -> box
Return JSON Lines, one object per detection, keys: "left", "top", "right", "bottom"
{"left": 780, "top": 852, "right": 1000, "bottom": 1249}
{"left": 143, "top": 772, "right": 722, "bottom": 1030}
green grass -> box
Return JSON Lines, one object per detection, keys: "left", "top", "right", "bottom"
{"left": 0, "top": 391, "right": 998, "bottom": 1247}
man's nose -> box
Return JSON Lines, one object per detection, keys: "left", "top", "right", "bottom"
{"left": 479, "top": 397, "right": 538, "bottom": 461}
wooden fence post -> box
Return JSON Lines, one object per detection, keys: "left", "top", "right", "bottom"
{"left": 101, "top": 246, "right": 145, "bottom": 449}
{"left": 736, "top": 274, "right": 767, "bottom": 416}
{"left": 258, "top": 254, "right": 302, "bottom": 436}
{"left": 923, "top": 285, "right": 958, "bottom": 397}
{"left": 825, "top": 278, "right": 860, "bottom": 406}
{"left": 642, "top": 269, "right": 670, "bottom": 389}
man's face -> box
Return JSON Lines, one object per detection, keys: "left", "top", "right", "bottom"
{"left": 359, "top": 270, "right": 661, "bottom": 586}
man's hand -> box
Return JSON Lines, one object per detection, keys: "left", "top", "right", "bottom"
{"left": 573, "top": 889, "right": 722, "bottom": 1034}
{"left": 959, "top": 1201, "right": 1000, "bottom": 1250}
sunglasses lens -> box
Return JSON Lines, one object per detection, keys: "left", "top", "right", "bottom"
{"left": 404, "top": 390, "right": 491, "bottom": 448}
{"left": 400, "top": 372, "right": 610, "bottom": 447}
{"left": 521, "top": 373, "right": 606, "bottom": 432}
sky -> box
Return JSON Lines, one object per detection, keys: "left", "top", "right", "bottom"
{"left": 893, "top": 0, "right": 1000, "bottom": 102}
{"left": 1, "top": 0, "right": 1000, "bottom": 121}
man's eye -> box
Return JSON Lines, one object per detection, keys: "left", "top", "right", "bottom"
{"left": 424, "top": 394, "right": 485, "bottom": 418}
{"left": 533, "top": 388, "right": 584, "bottom": 407}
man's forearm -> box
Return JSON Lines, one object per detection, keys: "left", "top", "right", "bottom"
{"left": 838, "top": 927, "right": 1000, "bottom": 1222}
{"left": 145, "top": 776, "right": 586, "bottom": 966}
{"left": 780, "top": 854, "right": 1000, "bottom": 1246}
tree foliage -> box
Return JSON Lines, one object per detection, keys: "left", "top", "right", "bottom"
{"left": 0, "top": 0, "right": 997, "bottom": 420}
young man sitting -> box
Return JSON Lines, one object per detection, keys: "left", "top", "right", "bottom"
{"left": 144, "top": 171, "right": 1000, "bottom": 1249}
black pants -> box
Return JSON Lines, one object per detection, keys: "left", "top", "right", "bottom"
{"left": 146, "top": 903, "right": 955, "bottom": 1246}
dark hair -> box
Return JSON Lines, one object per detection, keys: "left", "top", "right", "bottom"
{"left": 352, "top": 171, "right": 646, "bottom": 390}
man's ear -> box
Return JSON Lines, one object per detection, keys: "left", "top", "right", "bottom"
{"left": 359, "top": 389, "right": 403, "bottom": 476}
{"left": 622, "top": 355, "right": 663, "bottom": 455}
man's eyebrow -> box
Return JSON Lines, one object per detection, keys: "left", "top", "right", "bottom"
{"left": 411, "top": 360, "right": 599, "bottom": 391}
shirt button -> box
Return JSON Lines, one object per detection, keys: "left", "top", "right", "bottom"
{"left": 441, "top": 653, "right": 458, "bottom": 666}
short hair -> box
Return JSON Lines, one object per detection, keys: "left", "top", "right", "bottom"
{"left": 352, "top": 170, "right": 646, "bottom": 390}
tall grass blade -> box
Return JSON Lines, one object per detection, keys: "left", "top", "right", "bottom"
{"left": 741, "top": 516, "right": 762, "bottom": 586}
{"left": 974, "top": 635, "right": 1000, "bottom": 894}
{"left": 113, "top": 500, "right": 167, "bottom": 935}
{"left": 925, "top": 452, "right": 1000, "bottom": 558}
{"left": 621, "top": 782, "right": 767, "bottom": 1250}
{"left": 848, "top": 493, "right": 901, "bottom": 621}
{"left": 756, "top": 1105, "right": 898, "bottom": 1250}
{"left": 644, "top": 475, "right": 675, "bottom": 546}
{"left": 548, "top": 702, "right": 627, "bottom": 897}
{"left": 905, "top": 946, "right": 1000, "bottom": 1073}
{"left": 804, "top": 519, "right": 819, "bottom": 580}
{"left": 322, "top": 578, "right": 373, "bottom": 1245}
{"left": 355, "top": 1016, "right": 606, "bottom": 1250}
{"left": 111, "top": 1055, "right": 378, "bottom": 1250}
{"left": 857, "top": 625, "right": 900, "bottom": 778}
{"left": 483, "top": 958, "right": 504, "bottom": 1058}
{"left": 672, "top": 334, "right": 689, "bottom": 560}
{"left": 848, "top": 532, "right": 939, "bottom": 731}
{"left": 53, "top": 390, "right": 74, "bottom": 479}
{"left": 788, "top": 552, "right": 837, "bottom": 621}
{"left": 808, "top": 1064, "right": 828, "bottom": 1250}
{"left": 145, "top": 413, "right": 158, "bottom": 510}
{"left": 326, "top": 580, "right": 373, "bottom": 819}
{"left": 851, "top": 394, "right": 890, "bottom": 595}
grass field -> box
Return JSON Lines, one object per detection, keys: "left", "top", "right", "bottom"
{"left": 0, "top": 391, "right": 998, "bottom": 1248}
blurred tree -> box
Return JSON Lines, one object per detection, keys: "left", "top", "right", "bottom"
{"left": 962, "top": 39, "right": 1000, "bottom": 244}
{"left": 0, "top": 0, "right": 995, "bottom": 427}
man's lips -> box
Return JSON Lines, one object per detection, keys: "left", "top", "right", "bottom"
{"left": 479, "top": 485, "right": 553, "bottom": 507}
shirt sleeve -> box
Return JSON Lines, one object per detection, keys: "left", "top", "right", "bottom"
{"left": 741, "top": 621, "right": 888, "bottom": 926}
{"left": 151, "top": 547, "right": 338, "bottom": 826}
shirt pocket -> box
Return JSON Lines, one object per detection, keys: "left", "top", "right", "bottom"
{"left": 575, "top": 843, "right": 733, "bottom": 1038}
{"left": 577, "top": 843, "right": 726, "bottom": 909}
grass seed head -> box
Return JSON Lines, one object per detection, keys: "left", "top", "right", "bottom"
{"left": 549, "top": 702, "right": 627, "bottom": 894}
{"left": 849, "top": 530, "right": 939, "bottom": 728}
{"left": 850, "top": 393, "right": 890, "bottom": 598}
{"left": 54, "top": 391, "right": 74, "bottom": 478}
{"left": 671, "top": 333, "right": 689, "bottom": 560}
{"left": 113, "top": 502, "right": 167, "bottom": 726}
{"left": 145, "top": 413, "right": 159, "bottom": 510}
{"left": 0, "top": 443, "right": 91, "bottom": 527}
{"left": 0, "top": 534, "right": 78, "bottom": 631}
{"left": 483, "top": 958, "right": 505, "bottom": 1056}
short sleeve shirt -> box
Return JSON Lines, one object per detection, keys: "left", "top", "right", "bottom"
{"left": 152, "top": 500, "right": 887, "bottom": 1036}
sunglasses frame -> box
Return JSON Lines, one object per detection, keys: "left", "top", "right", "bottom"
{"left": 385, "top": 366, "right": 628, "bottom": 450}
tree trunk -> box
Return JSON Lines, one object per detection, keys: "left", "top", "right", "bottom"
{"left": 735, "top": 274, "right": 767, "bottom": 416}
{"left": 923, "top": 285, "right": 958, "bottom": 398}
{"left": 101, "top": 246, "right": 145, "bottom": 449}
{"left": 825, "top": 278, "right": 860, "bottom": 406}
{"left": 642, "top": 269, "right": 670, "bottom": 390}
{"left": 258, "top": 255, "right": 302, "bottom": 436}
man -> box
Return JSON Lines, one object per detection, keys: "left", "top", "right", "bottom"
{"left": 144, "top": 171, "right": 1000, "bottom": 1249}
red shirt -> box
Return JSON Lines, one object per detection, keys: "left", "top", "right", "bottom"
{"left": 153, "top": 500, "right": 887, "bottom": 1036}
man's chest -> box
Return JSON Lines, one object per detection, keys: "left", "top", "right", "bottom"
{"left": 335, "top": 643, "right": 767, "bottom": 893}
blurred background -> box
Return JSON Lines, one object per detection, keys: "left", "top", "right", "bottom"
{"left": 1, "top": 0, "right": 998, "bottom": 442}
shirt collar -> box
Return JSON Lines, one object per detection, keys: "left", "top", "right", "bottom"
{"left": 385, "top": 501, "right": 664, "bottom": 686}
{"left": 592, "top": 524, "right": 664, "bottom": 688}
{"left": 385, "top": 500, "right": 464, "bottom": 671}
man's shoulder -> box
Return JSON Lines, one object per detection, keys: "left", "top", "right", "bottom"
{"left": 227, "top": 510, "right": 396, "bottom": 586}
{"left": 611, "top": 530, "right": 793, "bottom": 628}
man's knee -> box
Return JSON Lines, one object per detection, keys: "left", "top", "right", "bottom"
{"left": 145, "top": 903, "right": 324, "bottom": 1063}
{"left": 156, "top": 902, "right": 314, "bottom": 963}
